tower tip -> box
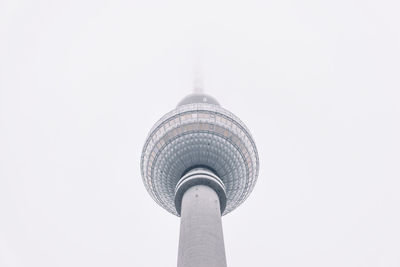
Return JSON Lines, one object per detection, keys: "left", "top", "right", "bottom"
{"left": 193, "top": 47, "right": 205, "bottom": 94}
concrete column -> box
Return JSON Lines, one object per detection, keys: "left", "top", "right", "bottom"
{"left": 177, "top": 185, "right": 227, "bottom": 267}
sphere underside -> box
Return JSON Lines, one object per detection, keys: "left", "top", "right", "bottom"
{"left": 141, "top": 102, "right": 259, "bottom": 216}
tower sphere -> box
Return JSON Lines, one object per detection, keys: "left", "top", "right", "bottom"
{"left": 140, "top": 93, "right": 259, "bottom": 216}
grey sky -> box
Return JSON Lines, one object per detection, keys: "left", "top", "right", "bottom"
{"left": 1, "top": 0, "right": 399, "bottom": 266}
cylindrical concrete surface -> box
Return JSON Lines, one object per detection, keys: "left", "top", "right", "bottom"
{"left": 177, "top": 185, "right": 227, "bottom": 267}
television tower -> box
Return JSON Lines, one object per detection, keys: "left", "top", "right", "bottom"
{"left": 140, "top": 88, "right": 259, "bottom": 266}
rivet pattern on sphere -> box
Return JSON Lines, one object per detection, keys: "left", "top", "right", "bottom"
{"left": 140, "top": 95, "right": 259, "bottom": 216}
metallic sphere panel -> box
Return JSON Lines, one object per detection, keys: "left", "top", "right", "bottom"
{"left": 141, "top": 102, "right": 259, "bottom": 216}
{"left": 177, "top": 93, "right": 220, "bottom": 107}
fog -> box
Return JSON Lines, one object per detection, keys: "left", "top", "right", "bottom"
{"left": 1, "top": 0, "right": 399, "bottom": 266}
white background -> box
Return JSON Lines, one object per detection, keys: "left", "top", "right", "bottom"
{"left": 1, "top": 0, "right": 399, "bottom": 266}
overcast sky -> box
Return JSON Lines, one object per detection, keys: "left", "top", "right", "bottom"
{"left": 1, "top": 0, "right": 400, "bottom": 266}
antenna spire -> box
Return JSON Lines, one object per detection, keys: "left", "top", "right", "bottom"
{"left": 193, "top": 47, "right": 204, "bottom": 94}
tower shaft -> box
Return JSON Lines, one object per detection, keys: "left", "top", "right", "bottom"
{"left": 177, "top": 185, "right": 227, "bottom": 267}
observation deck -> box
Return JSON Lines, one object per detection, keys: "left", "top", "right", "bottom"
{"left": 140, "top": 93, "right": 259, "bottom": 216}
